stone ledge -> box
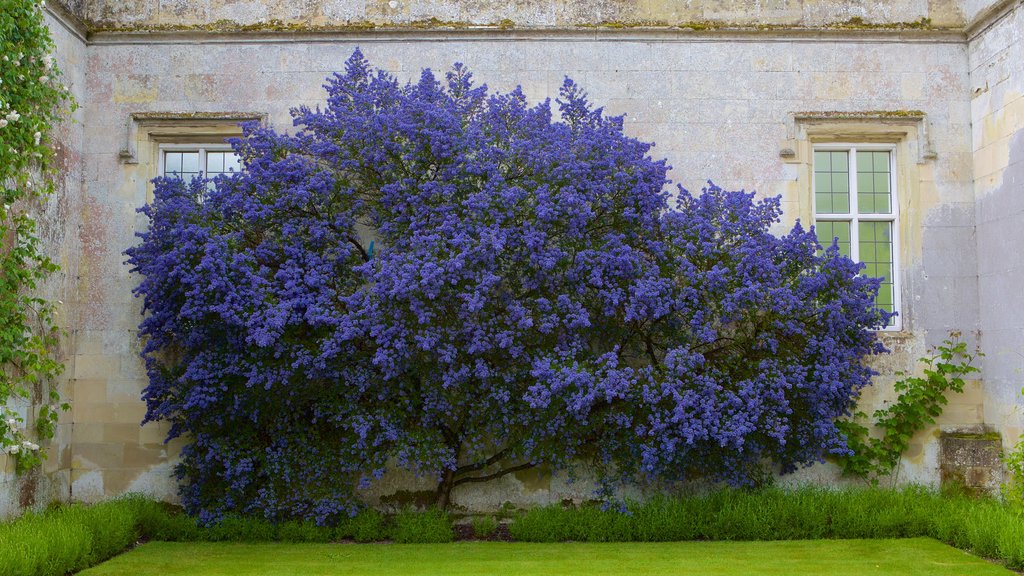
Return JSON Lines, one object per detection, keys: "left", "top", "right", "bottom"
{"left": 84, "top": 26, "right": 969, "bottom": 46}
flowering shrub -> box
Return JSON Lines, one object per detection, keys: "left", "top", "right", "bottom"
{"left": 127, "top": 50, "right": 890, "bottom": 523}
{"left": 0, "top": 0, "right": 73, "bottom": 472}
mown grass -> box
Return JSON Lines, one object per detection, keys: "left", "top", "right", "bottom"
{"left": 76, "top": 539, "right": 1016, "bottom": 576}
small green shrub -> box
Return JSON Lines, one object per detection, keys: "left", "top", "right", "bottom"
{"left": 134, "top": 501, "right": 201, "bottom": 541}
{"left": 0, "top": 496, "right": 143, "bottom": 576}
{"left": 470, "top": 516, "right": 499, "bottom": 539}
{"left": 203, "top": 516, "right": 278, "bottom": 542}
{"left": 1002, "top": 437, "right": 1024, "bottom": 506}
{"left": 339, "top": 509, "right": 389, "bottom": 543}
{"left": 508, "top": 505, "right": 567, "bottom": 543}
{"left": 277, "top": 520, "right": 333, "bottom": 543}
{"left": 508, "top": 483, "right": 1024, "bottom": 568}
{"left": 61, "top": 501, "right": 139, "bottom": 563}
{"left": 392, "top": 508, "right": 453, "bottom": 544}
{"left": 628, "top": 497, "right": 681, "bottom": 542}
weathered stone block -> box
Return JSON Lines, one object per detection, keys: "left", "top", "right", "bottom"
{"left": 940, "top": 427, "right": 1004, "bottom": 495}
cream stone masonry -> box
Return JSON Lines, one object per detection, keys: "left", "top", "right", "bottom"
{"left": 971, "top": 0, "right": 1024, "bottom": 452}
{"left": 61, "top": 0, "right": 969, "bottom": 31}
{"left": 79, "top": 34, "right": 978, "bottom": 506}
{"left": 2, "top": 0, "right": 1019, "bottom": 515}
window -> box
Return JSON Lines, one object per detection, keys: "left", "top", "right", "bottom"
{"left": 813, "top": 144, "right": 900, "bottom": 329}
{"left": 158, "top": 144, "right": 240, "bottom": 185}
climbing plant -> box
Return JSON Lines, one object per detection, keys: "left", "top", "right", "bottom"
{"left": 0, "top": 0, "right": 74, "bottom": 472}
{"left": 835, "top": 332, "right": 981, "bottom": 485}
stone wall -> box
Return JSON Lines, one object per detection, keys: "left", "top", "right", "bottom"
{"left": 67, "top": 25, "right": 981, "bottom": 508}
{"left": 971, "top": 0, "right": 1024, "bottom": 453}
{"left": 963, "top": 0, "right": 1008, "bottom": 22}
{"left": 2, "top": 0, "right": 1010, "bottom": 515}
{"left": 0, "top": 9, "right": 86, "bottom": 518}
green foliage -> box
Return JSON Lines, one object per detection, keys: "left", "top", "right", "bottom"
{"left": 202, "top": 516, "right": 278, "bottom": 542}
{"left": 510, "top": 503, "right": 636, "bottom": 542}
{"left": 135, "top": 502, "right": 202, "bottom": 542}
{"left": 277, "top": 520, "right": 333, "bottom": 543}
{"left": 930, "top": 494, "right": 1024, "bottom": 568}
{"left": 510, "top": 487, "right": 954, "bottom": 543}
{"left": 506, "top": 486, "right": 1024, "bottom": 570}
{"left": 5, "top": 492, "right": 1024, "bottom": 572}
{"left": 0, "top": 0, "right": 75, "bottom": 472}
{"left": 1002, "top": 437, "right": 1024, "bottom": 506}
{"left": 835, "top": 333, "right": 981, "bottom": 483}
{"left": 338, "top": 509, "right": 389, "bottom": 543}
{"left": 0, "top": 497, "right": 146, "bottom": 576}
{"left": 391, "top": 508, "right": 453, "bottom": 544}
{"left": 470, "top": 515, "right": 498, "bottom": 539}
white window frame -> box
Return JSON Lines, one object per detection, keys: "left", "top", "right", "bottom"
{"left": 157, "top": 143, "right": 237, "bottom": 179}
{"left": 812, "top": 143, "right": 902, "bottom": 331}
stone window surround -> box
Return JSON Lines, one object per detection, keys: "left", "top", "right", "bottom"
{"left": 118, "top": 112, "right": 265, "bottom": 203}
{"left": 782, "top": 112, "right": 935, "bottom": 335}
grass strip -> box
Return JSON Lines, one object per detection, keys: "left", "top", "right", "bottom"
{"left": 77, "top": 539, "right": 1016, "bottom": 576}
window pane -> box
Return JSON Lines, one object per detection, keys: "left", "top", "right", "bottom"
{"left": 164, "top": 151, "right": 201, "bottom": 181}
{"left": 816, "top": 220, "right": 851, "bottom": 256}
{"left": 832, "top": 172, "right": 850, "bottom": 213}
{"left": 815, "top": 171, "right": 832, "bottom": 213}
{"left": 856, "top": 151, "right": 873, "bottom": 172}
{"left": 856, "top": 150, "right": 891, "bottom": 214}
{"left": 874, "top": 172, "right": 890, "bottom": 193}
{"left": 815, "top": 151, "right": 831, "bottom": 171}
{"left": 832, "top": 173, "right": 849, "bottom": 193}
{"left": 204, "top": 151, "right": 242, "bottom": 178}
{"left": 207, "top": 152, "right": 225, "bottom": 173}
{"left": 814, "top": 150, "right": 850, "bottom": 215}
{"left": 224, "top": 153, "right": 241, "bottom": 173}
{"left": 831, "top": 151, "right": 848, "bottom": 171}
{"left": 877, "top": 241, "right": 891, "bottom": 263}
{"left": 816, "top": 193, "right": 833, "bottom": 214}
{"left": 181, "top": 152, "right": 200, "bottom": 174}
{"left": 165, "top": 152, "right": 182, "bottom": 175}
{"left": 815, "top": 172, "right": 832, "bottom": 194}
{"left": 873, "top": 151, "right": 889, "bottom": 172}
{"left": 858, "top": 221, "right": 895, "bottom": 324}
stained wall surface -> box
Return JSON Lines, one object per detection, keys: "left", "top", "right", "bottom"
{"left": 971, "top": 1, "right": 1024, "bottom": 452}
{"left": 72, "top": 0, "right": 967, "bottom": 29}
{"left": 68, "top": 28, "right": 979, "bottom": 507}
{"left": 8, "top": 0, "right": 1019, "bottom": 514}
{"left": 0, "top": 10, "right": 86, "bottom": 518}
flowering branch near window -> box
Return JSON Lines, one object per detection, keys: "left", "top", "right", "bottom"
{"left": 0, "top": 0, "right": 75, "bottom": 473}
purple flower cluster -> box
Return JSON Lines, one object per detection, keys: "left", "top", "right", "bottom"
{"left": 126, "top": 50, "right": 890, "bottom": 523}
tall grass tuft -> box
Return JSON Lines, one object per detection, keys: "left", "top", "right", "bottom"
{"left": 392, "top": 508, "right": 454, "bottom": 544}
{"left": 0, "top": 496, "right": 149, "bottom": 576}
{"left": 4, "top": 487, "right": 1024, "bottom": 573}
{"left": 509, "top": 485, "right": 1024, "bottom": 570}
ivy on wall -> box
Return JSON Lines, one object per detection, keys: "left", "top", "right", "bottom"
{"left": 0, "top": 0, "right": 74, "bottom": 473}
{"left": 834, "top": 333, "right": 981, "bottom": 485}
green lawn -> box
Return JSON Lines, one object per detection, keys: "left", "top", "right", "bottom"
{"left": 79, "top": 538, "right": 1014, "bottom": 575}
